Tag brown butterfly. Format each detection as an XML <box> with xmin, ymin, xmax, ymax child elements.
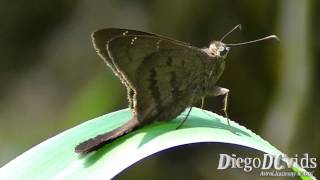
<box><xmin>75</xmin><ymin>25</ymin><xmax>278</xmax><ymax>154</ymax></box>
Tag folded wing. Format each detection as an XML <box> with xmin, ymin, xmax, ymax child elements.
<box><xmin>107</xmin><ymin>35</ymin><xmax>214</xmax><ymax>123</ymax></box>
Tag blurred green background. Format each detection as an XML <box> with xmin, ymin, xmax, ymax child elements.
<box><xmin>0</xmin><ymin>0</ymin><xmax>319</xmax><ymax>179</ymax></box>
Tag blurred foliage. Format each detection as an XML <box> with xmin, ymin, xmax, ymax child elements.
<box><xmin>0</xmin><ymin>0</ymin><xmax>74</xmax><ymax>93</ymax></box>
<box><xmin>0</xmin><ymin>0</ymin><xmax>319</xmax><ymax>179</ymax></box>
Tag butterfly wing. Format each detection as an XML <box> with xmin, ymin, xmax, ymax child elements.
<box><xmin>107</xmin><ymin>35</ymin><xmax>215</xmax><ymax>123</ymax></box>
<box><xmin>92</xmin><ymin>28</ymin><xmax>189</xmax><ymax>75</ymax></box>
<box><xmin>93</xmin><ymin>29</ymin><xmax>156</xmax><ymax>73</ymax></box>
<box><xmin>92</xmin><ymin>29</ymin><xmax>190</xmax><ymax>109</ymax></box>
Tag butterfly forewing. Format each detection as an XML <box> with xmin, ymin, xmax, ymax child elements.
<box><xmin>92</xmin><ymin>29</ymin><xmax>191</xmax><ymax>110</ymax></box>
<box><xmin>107</xmin><ymin>35</ymin><xmax>213</xmax><ymax>123</ymax></box>
<box><xmin>92</xmin><ymin>28</ymin><xmax>160</xmax><ymax>70</ymax></box>
<box><xmin>92</xmin><ymin>28</ymin><xmax>189</xmax><ymax>72</ymax></box>
<box><xmin>92</xmin><ymin>29</ymin><xmax>158</xmax><ymax>86</ymax></box>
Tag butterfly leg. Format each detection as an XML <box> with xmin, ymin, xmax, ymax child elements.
<box><xmin>176</xmin><ymin>95</ymin><xmax>195</xmax><ymax>129</ymax></box>
<box><xmin>176</xmin><ymin>106</ymin><xmax>193</xmax><ymax>129</ymax></box>
<box><xmin>212</xmin><ymin>86</ymin><xmax>234</xmax><ymax>132</ymax></box>
<box><xmin>200</xmin><ymin>96</ymin><xmax>205</xmax><ymax>109</ymax></box>
<box><xmin>200</xmin><ymin>96</ymin><xmax>215</xmax><ymax>118</ymax></box>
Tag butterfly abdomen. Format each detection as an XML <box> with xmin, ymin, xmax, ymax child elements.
<box><xmin>75</xmin><ymin>117</ymin><xmax>140</xmax><ymax>154</ymax></box>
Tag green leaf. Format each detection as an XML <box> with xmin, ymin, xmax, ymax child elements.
<box><xmin>0</xmin><ymin>108</ymin><xmax>315</xmax><ymax>179</ymax></box>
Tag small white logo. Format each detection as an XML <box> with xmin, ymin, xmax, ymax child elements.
<box><xmin>217</xmin><ymin>153</ymin><xmax>317</xmax><ymax>175</ymax></box>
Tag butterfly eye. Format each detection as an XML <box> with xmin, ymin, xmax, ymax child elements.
<box><xmin>219</xmin><ymin>46</ymin><xmax>229</xmax><ymax>57</ymax></box>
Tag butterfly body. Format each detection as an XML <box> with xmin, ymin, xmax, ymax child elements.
<box><xmin>75</xmin><ymin>28</ymin><xmax>230</xmax><ymax>154</ymax></box>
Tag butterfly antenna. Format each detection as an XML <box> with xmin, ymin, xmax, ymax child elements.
<box><xmin>220</xmin><ymin>24</ymin><xmax>242</xmax><ymax>42</ymax></box>
<box><xmin>226</xmin><ymin>35</ymin><xmax>279</xmax><ymax>46</ymax></box>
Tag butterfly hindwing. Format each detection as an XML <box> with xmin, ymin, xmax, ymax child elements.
<box><xmin>107</xmin><ymin>35</ymin><xmax>214</xmax><ymax>123</ymax></box>
<box><xmin>135</xmin><ymin>49</ymin><xmax>205</xmax><ymax>122</ymax></box>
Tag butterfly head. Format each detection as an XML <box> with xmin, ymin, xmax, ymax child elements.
<box><xmin>206</xmin><ymin>24</ymin><xmax>279</xmax><ymax>59</ymax></box>
<box><xmin>208</xmin><ymin>41</ymin><xmax>230</xmax><ymax>58</ymax></box>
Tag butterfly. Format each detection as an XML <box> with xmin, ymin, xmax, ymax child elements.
<box><xmin>75</xmin><ymin>25</ymin><xmax>278</xmax><ymax>154</ymax></box>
